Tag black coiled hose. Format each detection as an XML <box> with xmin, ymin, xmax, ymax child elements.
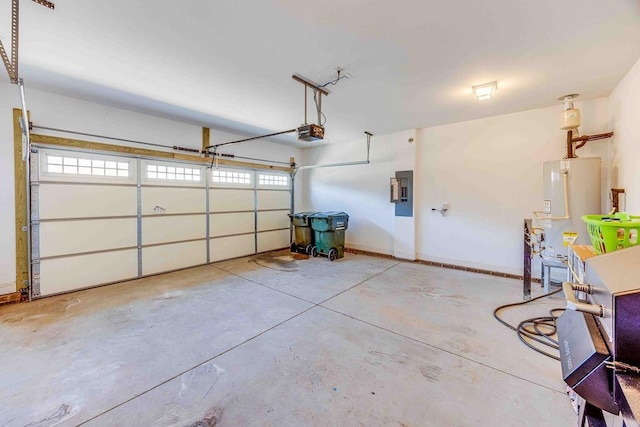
<box><xmin>493</xmin><ymin>288</ymin><xmax>565</xmax><ymax>360</ymax></box>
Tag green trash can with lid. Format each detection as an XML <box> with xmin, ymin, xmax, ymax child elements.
<box><xmin>309</xmin><ymin>211</ymin><xmax>349</xmax><ymax>261</ymax></box>
<box><xmin>288</xmin><ymin>212</ymin><xmax>318</xmax><ymax>254</ymax></box>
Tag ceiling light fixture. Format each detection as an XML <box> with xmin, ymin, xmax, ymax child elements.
<box><xmin>472</xmin><ymin>81</ymin><xmax>498</xmax><ymax>101</ymax></box>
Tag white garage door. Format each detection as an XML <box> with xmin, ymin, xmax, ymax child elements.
<box><xmin>30</xmin><ymin>146</ymin><xmax>291</xmax><ymax>297</ymax></box>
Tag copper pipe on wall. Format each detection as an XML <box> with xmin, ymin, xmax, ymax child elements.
<box><xmin>611</xmin><ymin>188</ymin><xmax>626</xmax><ymax>213</ymax></box>
<box><xmin>565</xmin><ymin>131</ymin><xmax>613</xmax><ymax>159</ymax></box>
<box><xmin>566</xmin><ymin>130</ymin><xmax>574</xmax><ymax>158</ymax></box>
<box><xmin>574</xmin><ymin>132</ymin><xmax>614</xmax><ymax>150</ymax></box>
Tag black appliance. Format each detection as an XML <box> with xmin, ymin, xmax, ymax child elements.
<box><xmin>558</xmin><ymin>245</ymin><xmax>640</xmax><ymax>422</ymax></box>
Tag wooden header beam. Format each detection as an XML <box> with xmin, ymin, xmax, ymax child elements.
<box><xmin>29</xmin><ymin>133</ymin><xmax>293</xmax><ymax>173</ymax></box>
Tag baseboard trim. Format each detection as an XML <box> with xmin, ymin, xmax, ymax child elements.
<box><xmin>345</xmin><ymin>247</ymin><xmax>540</xmax><ymax>283</ymax></box>
<box><xmin>0</xmin><ymin>292</ymin><xmax>23</xmax><ymax>306</ymax></box>
<box><xmin>345</xmin><ymin>247</ymin><xmax>396</xmax><ymax>260</ymax></box>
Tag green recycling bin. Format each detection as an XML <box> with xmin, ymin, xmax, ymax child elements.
<box><xmin>309</xmin><ymin>211</ymin><xmax>349</xmax><ymax>261</ymax></box>
<box><xmin>288</xmin><ymin>212</ymin><xmax>318</xmax><ymax>254</ymax></box>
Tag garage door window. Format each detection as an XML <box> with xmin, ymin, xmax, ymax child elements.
<box><xmin>146</xmin><ymin>164</ymin><xmax>201</xmax><ymax>182</ymax></box>
<box><xmin>46</xmin><ymin>154</ymin><xmax>130</xmax><ymax>178</ymax></box>
<box><xmin>258</xmin><ymin>173</ymin><xmax>289</xmax><ymax>187</ymax></box>
<box><xmin>211</xmin><ymin>169</ymin><xmax>252</xmax><ymax>185</ymax></box>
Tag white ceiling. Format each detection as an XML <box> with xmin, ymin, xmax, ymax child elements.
<box><xmin>3</xmin><ymin>0</ymin><xmax>640</xmax><ymax>146</ymax></box>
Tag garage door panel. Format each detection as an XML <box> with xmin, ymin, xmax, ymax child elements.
<box><xmin>39</xmin><ymin>249</ymin><xmax>138</xmax><ymax>296</ymax></box>
<box><xmin>34</xmin><ymin>148</ymin><xmax>294</xmax><ymax>296</ymax></box>
<box><xmin>257</xmin><ymin>210</ymin><xmax>289</xmax><ymax>231</ymax></box>
<box><xmin>141</xmin><ymin>187</ymin><xmax>205</xmax><ymax>215</ymax></box>
<box><xmin>257</xmin><ymin>190</ymin><xmax>290</xmax><ymax>210</ymax></box>
<box><xmin>142</xmin><ymin>215</ymin><xmax>206</xmax><ymax>245</ymax></box>
<box><xmin>39</xmin><ymin>184</ymin><xmax>137</xmax><ymax>219</ymax></box>
<box><xmin>257</xmin><ymin>230</ymin><xmax>289</xmax><ymax>253</ymax></box>
<box><xmin>210</xmin><ymin>235</ymin><xmax>254</xmax><ymax>262</ymax></box>
<box><xmin>210</xmin><ymin>189</ymin><xmax>254</xmax><ymax>212</ymax></box>
<box><xmin>209</xmin><ymin>212</ymin><xmax>254</xmax><ymax>237</ymax></box>
<box><xmin>40</xmin><ymin>218</ymin><xmax>137</xmax><ymax>258</ymax></box>
<box><xmin>142</xmin><ymin>241</ymin><xmax>207</xmax><ymax>276</ymax></box>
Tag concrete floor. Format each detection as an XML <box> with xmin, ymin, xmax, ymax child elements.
<box><xmin>0</xmin><ymin>251</ymin><xmax>576</xmax><ymax>426</ymax></box>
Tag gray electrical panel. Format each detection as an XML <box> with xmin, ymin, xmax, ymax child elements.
<box><xmin>394</xmin><ymin>170</ymin><xmax>413</xmax><ymax>217</ymax></box>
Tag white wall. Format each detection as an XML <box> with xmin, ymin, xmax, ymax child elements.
<box><xmin>417</xmin><ymin>99</ymin><xmax>609</xmax><ymax>275</ymax></box>
<box><xmin>300</xmin><ymin>133</ymin><xmax>396</xmax><ymax>255</ymax></box>
<box><xmin>303</xmin><ymin>98</ymin><xmax>611</xmax><ymax>275</ymax></box>
<box><xmin>0</xmin><ymin>82</ymin><xmax>302</xmax><ymax>294</ymax></box>
<box><xmin>609</xmin><ymin>56</ymin><xmax>640</xmax><ymax>212</ymax></box>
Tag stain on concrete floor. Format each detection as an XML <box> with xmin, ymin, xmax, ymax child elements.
<box><xmin>152</xmin><ymin>363</ymin><xmax>231</xmax><ymax>427</ymax></box>
<box><xmin>189</xmin><ymin>406</ymin><xmax>223</xmax><ymax>426</ymax></box>
<box><xmin>251</xmin><ymin>254</ymin><xmax>299</xmax><ymax>271</ymax></box>
<box><xmin>24</xmin><ymin>404</ymin><xmax>72</xmax><ymax>427</ymax></box>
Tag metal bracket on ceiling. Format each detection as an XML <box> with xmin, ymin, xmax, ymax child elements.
<box><xmin>0</xmin><ymin>0</ymin><xmax>20</xmax><ymax>83</ymax></box>
<box><xmin>292</xmin><ymin>74</ymin><xmax>330</xmax><ymax>126</ymax></box>
<box><xmin>32</xmin><ymin>0</ymin><xmax>54</xmax><ymax>9</ymax></box>
<box><xmin>0</xmin><ymin>0</ymin><xmax>55</xmax><ymax>84</ymax></box>
<box><xmin>292</xmin><ymin>74</ymin><xmax>330</xmax><ymax>96</ymax></box>
<box><xmin>0</xmin><ymin>40</ymin><xmax>14</xmax><ymax>82</ymax></box>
